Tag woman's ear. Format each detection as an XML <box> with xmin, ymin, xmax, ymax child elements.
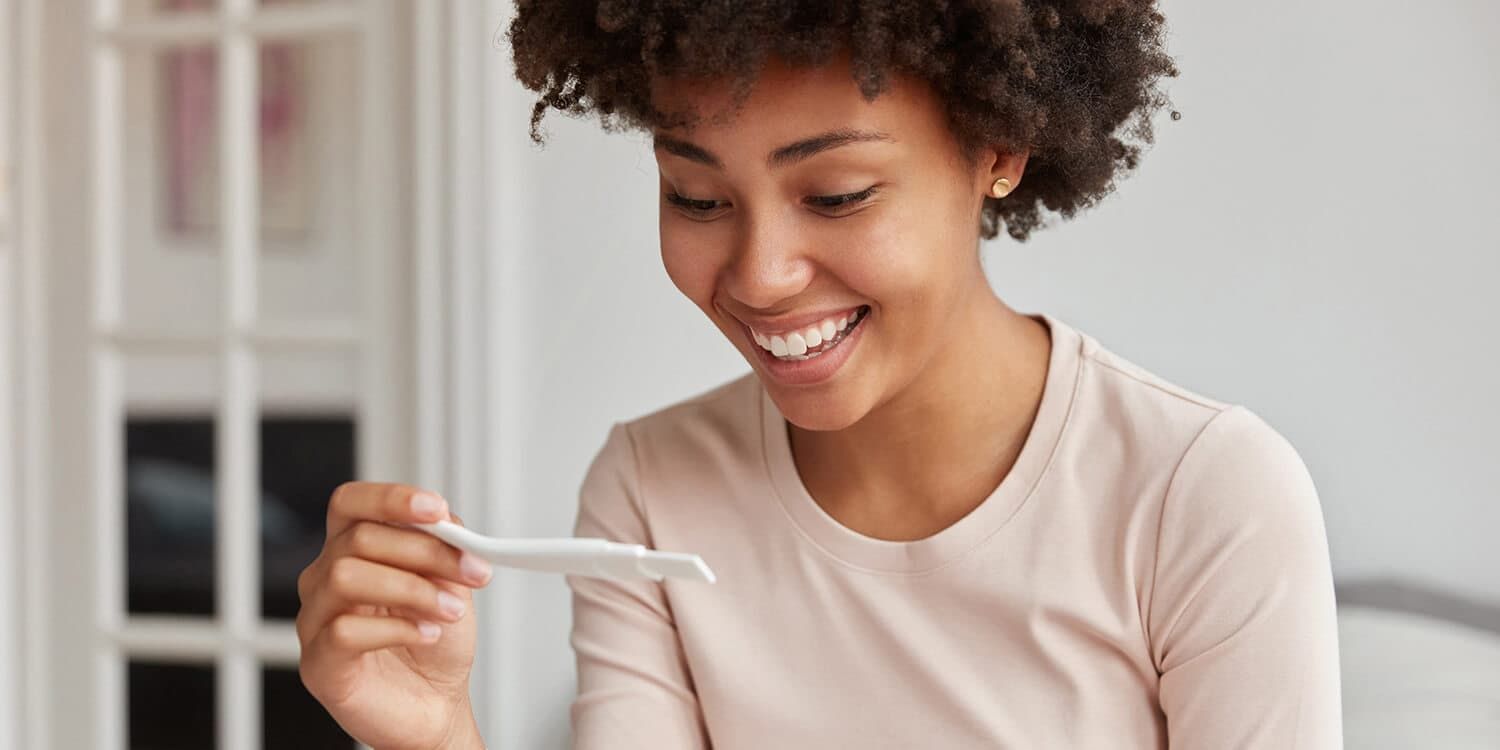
<box><xmin>985</xmin><ymin>146</ymin><xmax>1031</xmax><ymax>192</ymax></box>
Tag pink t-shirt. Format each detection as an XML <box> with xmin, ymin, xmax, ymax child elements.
<box><xmin>567</xmin><ymin>313</ymin><xmax>1343</xmax><ymax>749</ymax></box>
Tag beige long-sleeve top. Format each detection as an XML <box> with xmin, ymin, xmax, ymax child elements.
<box><xmin>567</xmin><ymin>313</ymin><xmax>1343</xmax><ymax>749</ymax></box>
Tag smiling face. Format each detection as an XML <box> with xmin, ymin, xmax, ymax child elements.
<box><xmin>653</xmin><ymin>53</ymin><xmax>1026</xmax><ymax>432</ymax></box>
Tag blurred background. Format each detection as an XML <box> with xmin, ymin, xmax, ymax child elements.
<box><xmin>1</xmin><ymin>0</ymin><xmax>1495</xmax><ymax>749</ymax></box>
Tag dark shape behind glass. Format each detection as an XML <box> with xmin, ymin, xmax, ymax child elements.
<box><xmin>260</xmin><ymin>416</ymin><xmax>355</xmax><ymax>620</ymax></box>
<box><xmin>125</xmin><ymin>415</ymin><xmax>355</xmax><ymax>619</ymax></box>
<box><xmin>129</xmin><ymin>662</ymin><xmax>215</xmax><ymax>750</ymax></box>
<box><xmin>264</xmin><ymin>667</ymin><xmax>355</xmax><ymax>749</ymax></box>
<box><xmin>126</xmin><ymin>418</ymin><xmax>217</xmax><ymax>616</ymax></box>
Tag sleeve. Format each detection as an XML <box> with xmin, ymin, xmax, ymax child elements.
<box><xmin>567</xmin><ymin>422</ymin><xmax>709</xmax><ymax>750</ymax></box>
<box><xmin>1148</xmin><ymin>406</ymin><xmax>1343</xmax><ymax>749</ymax></box>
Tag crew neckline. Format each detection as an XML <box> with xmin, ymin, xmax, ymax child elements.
<box><xmin>759</xmin><ymin>312</ymin><xmax>1084</xmax><ymax>574</ymax></box>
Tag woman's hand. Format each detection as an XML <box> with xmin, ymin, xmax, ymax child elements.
<box><xmin>297</xmin><ymin>482</ymin><xmax>492</xmax><ymax>750</ymax></box>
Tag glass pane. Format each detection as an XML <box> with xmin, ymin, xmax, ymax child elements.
<box><xmin>263</xmin><ymin>668</ymin><xmax>355</xmax><ymax>749</ymax></box>
<box><xmin>124</xmin><ymin>0</ymin><xmax>216</xmax><ymax>17</ymax></box>
<box><xmin>259</xmin><ymin>349</ymin><xmax>358</xmax><ymax>620</ymax></box>
<box><xmin>129</xmin><ymin>662</ymin><xmax>216</xmax><ymax>750</ymax></box>
<box><xmin>257</xmin><ymin>37</ymin><xmax>360</xmax><ymax>326</ymax></box>
<box><xmin>125</xmin><ymin>354</ymin><xmax>217</xmax><ymax>617</ymax></box>
<box><xmin>122</xmin><ymin>44</ymin><xmax>222</xmax><ymax>334</ymax></box>
<box><xmin>127</xmin><ymin>418</ymin><xmax>216</xmax><ymax>617</ymax></box>
<box><xmin>260</xmin><ymin>416</ymin><xmax>355</xmax><ymax>620</ymax></box>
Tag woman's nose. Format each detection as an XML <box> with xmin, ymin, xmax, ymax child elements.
<box><xmin>719</xmin><ymin>214</ymin><xmax>814</xmax><ymax>310</ymax></box>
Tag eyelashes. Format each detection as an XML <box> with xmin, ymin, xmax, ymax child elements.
<box><xmin>664</xmin><ymin>186</ymin><xmax>879</xmax><ymax>217</ymax></box>
<box><xmin>663</xmin><ymin>192</ymin><xmax>720</xmax><ymax>212</ymax></box>
<box><xmin>807</xmin><ymin>185</ymin><xmax>878</xmax><ymax>208</ymax></box>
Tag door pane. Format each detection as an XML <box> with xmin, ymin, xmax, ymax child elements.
<box><xmin>129</xmin><ymin>662</ymin><xmax>216</xmax><ymax>750</ymax></box>
<box><xmin>259</xmin><ymin>349</ymin><xmax>358</xmax><ymax>620</ymax></box>
<box><xmin>122</xmin><ymin>44</ymin><xmax>222</xmax><ymax>335</ymax></box>
<box><xmin>127</xmin><ymin>417</ymin><xmax>216</xmax><ymax>617</ymax></box>
<box><xmin>263</xmin><ymin>667</ymin><xmax>355</xmax><ymax>749</ymax></box>
<box><xmin>125</xmin><ymin>354</ymin><xmax>220</xmax><ymax>617</ymax></box>
<box><xmin>256</xmin><ymin>37</ymin><xmax>360</xmax><ymax>326</ymax></box>
<box><xmin>260</xmin><ymin>416</ymin><xmax>355</xmax><ymax>620</ymax></box>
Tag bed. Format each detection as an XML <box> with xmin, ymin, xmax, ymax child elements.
<box><xmin>1336</xmin><ymin>579</ymin><xmax>1500</xmax><ymax>749</ymax></box>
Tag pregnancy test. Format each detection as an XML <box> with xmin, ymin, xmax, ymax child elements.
<box><xmin>413</xmin><ymin>520</ymin><xmax>716</xmax><ymax>583</ymax></box>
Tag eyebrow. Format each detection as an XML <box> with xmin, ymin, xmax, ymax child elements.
<box><xmin>652</xmin><ymin>128</ymin><xmax>895</xmax><ymax>170</ymax></box>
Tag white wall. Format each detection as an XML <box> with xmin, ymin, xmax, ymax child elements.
<box><xmin>485</xmin><ymin>0</ymin><xmax>1500</xmax><ymax>746</ymax></box>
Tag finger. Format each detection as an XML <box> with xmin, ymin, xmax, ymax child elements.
<box><xmin>420</xmin><ymin>512</ymin><xmax>491</xmax><ymax>601</ymax></box>
<box><xmin>326</xmin><ymin>482</ymin><xmax>449</xmax><ymax>540</ymax></box>
<box><xmin>300</xmin><ymin>556</ymin><xmax>469</xmax><ymax>641</ymax></box>
<box><xmin>331</xmin><ymin>521</ymin><xmax>493</xmax><ymax>588</ymax></box>
<box><xmin>304</xmin><ymin>614</ymin><xmax>442</xmax><ymax>668</ymax></box>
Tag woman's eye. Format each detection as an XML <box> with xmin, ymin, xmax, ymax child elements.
<box><xmin>664</xmin><ymin>192</ymin><xmax>723</xmax><ymax>216</ymax></box>
<box><xmin>665</xmin><ymin>185</ymin><xmax>879</xmax><ymax>218</ymax></box>
<box><xmin>807</xmin><ymin>186</ymin><xmax>878</xmax><ymax>212</ymax></box>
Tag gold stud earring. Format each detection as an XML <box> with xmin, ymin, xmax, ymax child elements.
<box><xmin>990</xmin><ymin>177</ymin><xmax>1013</xmax><ymax>199</ymax></box>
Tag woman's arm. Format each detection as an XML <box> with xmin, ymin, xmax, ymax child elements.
<box><xmin>1148</xmin><ymin>406</ymin><xmax>1343</xmax><ymax>748</ymax></box>
<box><xmin>567</xmin><ymin>423</ymin><xmax>710</xmax><ymax>749</ymax></box>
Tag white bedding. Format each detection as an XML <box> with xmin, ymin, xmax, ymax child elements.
<box><xmin>1339</xmin><ymin>605</ymin><xmax>1500</xmax><ymax>749</ymax></box>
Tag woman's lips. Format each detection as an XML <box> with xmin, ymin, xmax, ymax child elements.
<box><xmin>745</xmin><ymin>306</ymin><xmax>870</xmax><ymax>386</ymax></box>
<box><xmin>747</xmin><ymin>306</ymin><xmax>867</xmax><ymax>358</ymax></box>
<box><xmin>739</xmin><ymin>305</ymin><xmax>866</xmax><ymax>340</ymax></box>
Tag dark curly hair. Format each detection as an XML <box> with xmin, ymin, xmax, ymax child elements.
<box><xmin>506</xmin><ymin>0</ymin><xmax>1179</xmax><ymax>241</ymax></box>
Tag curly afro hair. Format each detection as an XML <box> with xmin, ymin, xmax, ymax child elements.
<box><xmin>506</xmin><ymin>1</ymin><xmax>1179</xmax><ymax>242</ymax></box>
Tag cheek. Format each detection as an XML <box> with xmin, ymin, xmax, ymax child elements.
<box><xmin>659</xmin><ymin>225</ymin><xmax>721</xmax><ymax>309</ymax></box>
<box><xmin>822</xmin><ymin>211</ymin><xmax>939</xmax><ymax>310</ymax></box>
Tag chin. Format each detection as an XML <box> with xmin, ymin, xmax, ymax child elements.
<box><xmin>761</xmin><ymin>382</ymin><xmax>873</xmax><ymax>433</ymax></box>
<box><xmin>732</xmin><ymin>304</ymin><xmax>882</xmax><ymax>431</ymax></box>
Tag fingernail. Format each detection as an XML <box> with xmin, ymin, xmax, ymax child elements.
<box><xmin>417</xmin><ymin>621</ymin><xmax>442</xmax><ymax>642</ymax></box>
<box><xmin>460</xmin><ymin>552</ymin><xmax>493</xmax><ymax>585</ymax></box>
<box><xmin>411</xmin><ymin>492</ymin><xmax>445</xmax><ymax>519</ymax></box>
<box><xmin>437</xmin><ymin>591</ymin><xmax>466</xmax><ymax>620</ymax></box>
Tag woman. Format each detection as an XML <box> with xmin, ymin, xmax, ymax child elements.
<box><xmin>297</xmin><ymin>2</ymin><xmax>1343</xmax><ymax>748</ymax></box>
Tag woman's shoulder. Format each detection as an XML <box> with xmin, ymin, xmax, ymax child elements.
<box><xmin>1065</xmin><ymin>321</ymin><xmax>1318</xmax><ymax>521</ymax></box>
<box><xmin>1062</xmin><ymin>319</ymin><xmax>1309</xmax><ymax>487</ymax></box>
<box><xmin>1072</xmin><ymin>325</ymin><xmax>1231</xmax><ymax>416</ymax></box>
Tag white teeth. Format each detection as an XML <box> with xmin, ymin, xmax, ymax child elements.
<box><xmin>750</xmin><ymin>307</ymin><xmax>865</xmax><ymax>360</ymax></box>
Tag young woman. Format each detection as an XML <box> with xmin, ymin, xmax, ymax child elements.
<box><xmin>297</xmin><ymin>2</ymin><xmax>1343</xmax><ymax>748</ymax></box>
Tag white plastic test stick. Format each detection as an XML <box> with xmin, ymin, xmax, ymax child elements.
<box><xmin>413</xmin><ymin>520</ymin><xmax>716</xmax><ymax>583</ymax></box>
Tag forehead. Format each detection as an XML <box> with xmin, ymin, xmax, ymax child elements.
<box><xmin>650</xmin><ymin>53</ymin><xmax>952</xmax><ymax>157</ymax></box>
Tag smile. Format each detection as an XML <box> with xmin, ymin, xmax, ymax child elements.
<box><xmin>747</xmin><ymin>306</ymin><xmax>870</xmax><ymax>362</ymax></box>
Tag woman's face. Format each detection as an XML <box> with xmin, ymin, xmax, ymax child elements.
<box><xmin>652</xmin><ymin>55</ymin><xmax>1020</xmax><ymax>431</ymax></box>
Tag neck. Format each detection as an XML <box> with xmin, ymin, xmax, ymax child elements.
<box><xmin>788</xmin><ymin>283</ymin><xmax>1051</xmax><ymax>541</ymax></box>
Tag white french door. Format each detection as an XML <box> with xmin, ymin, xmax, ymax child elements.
<box><xmin>0</xmin><ymin>0</ymin><xmax>23</xmax><ymax>746</ymax></box>
<box><xmin>32</xmin><ymin>1</ymin><xmax>413</xmax><ymax>748</ymax></box>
